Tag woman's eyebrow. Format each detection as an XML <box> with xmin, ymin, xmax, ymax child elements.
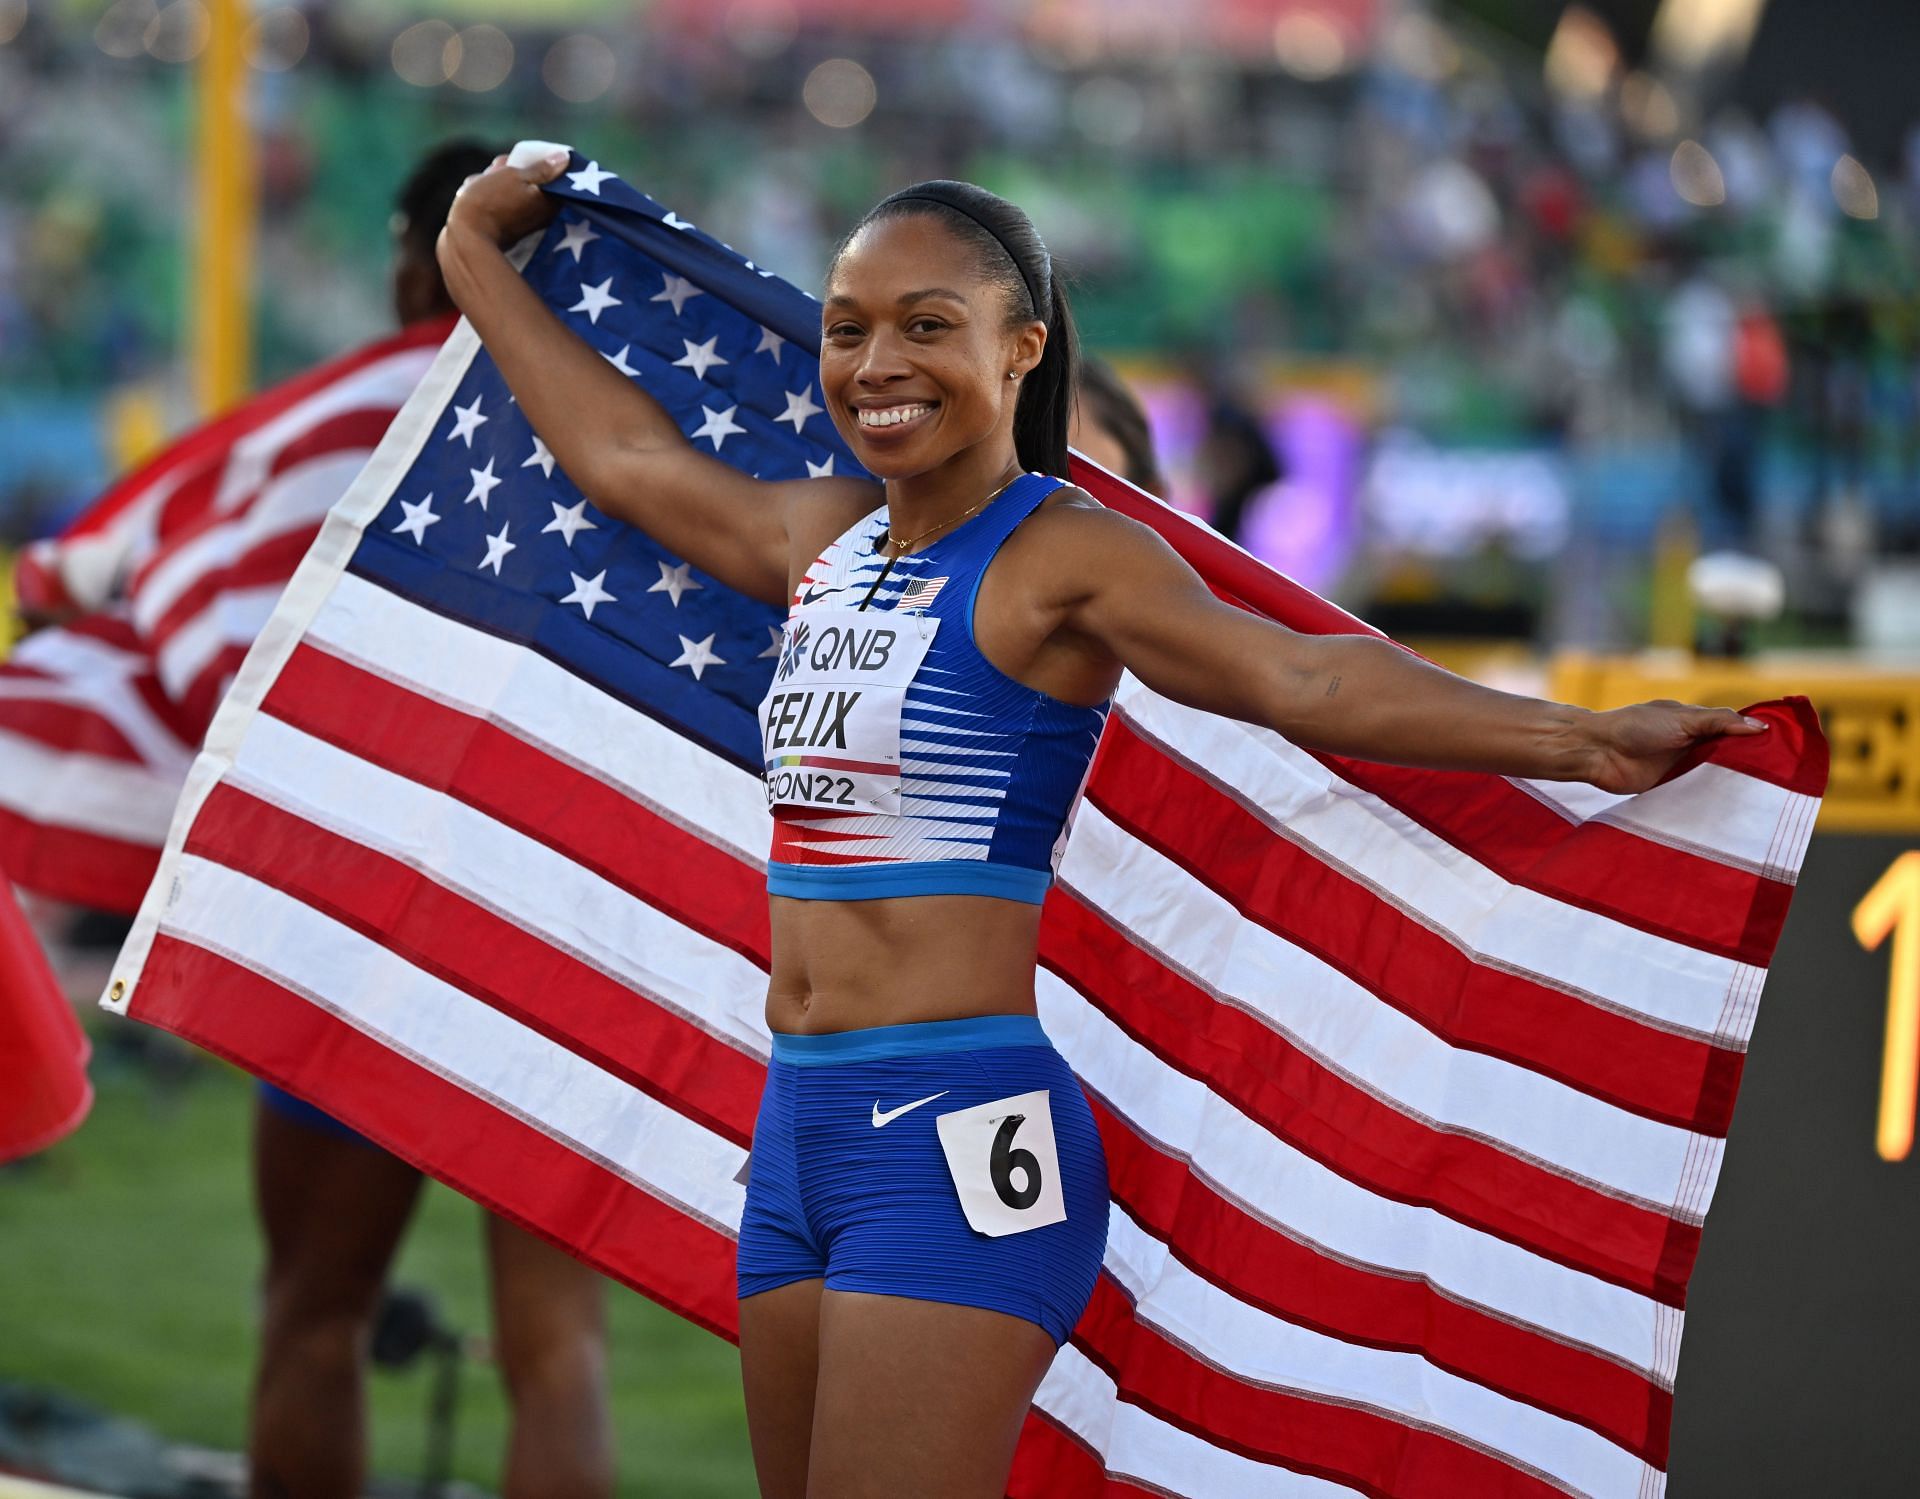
<box><xmin>822</xmin><ymin>288</ymin><xmax>968</xmax><ymax>311</ymax></box>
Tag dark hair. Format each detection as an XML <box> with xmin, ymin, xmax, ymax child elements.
<box><xmin>839</xmin><ymin>180</ymin><xmax>1079</xmax><ymax>480</ymax></box>
<box><xmin>1076</xmin><ymin>357</ymin><xmax>1164</xmax><ymax>495</ymax></box>
<box><xmin>392</xmin><ymin>138</ymin><xmax>506</xmax><ymax>260</ymax></box>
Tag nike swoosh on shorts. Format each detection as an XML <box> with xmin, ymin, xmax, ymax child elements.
<box><xmin>871</xmin><ymin>1091</ymin><xmax>949</xmax><ymax>1128</ymax></box>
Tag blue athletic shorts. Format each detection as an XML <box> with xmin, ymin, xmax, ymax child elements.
<box><xmin>257</xmin><ymin>1080</ymin><xmax>374</xmax><ymax>1147</ymax></box>
<box><xmin>736</xmin><ymin>1014</ymin><xmax>1108</xmax><ymax>1345</ymax></box>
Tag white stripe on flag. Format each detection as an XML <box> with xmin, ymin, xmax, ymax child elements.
<box><xmin>1061</xmin><ymin>803</ymin><xmax>1718</xmax><ymax>1211</ymax></box>
<box><xmin>1033</xmin><ymin>1344</ymin><xmax>1367</xmax><ymax>1499</ymax></box>
<box><xmin>0</xmin><ymin>729</ymin><xmax>183</xmax><ymax>843</ymax></box>
<box><xmin>1118</xmin><ymin>683</ymin><xmax>1763</xmax><ymax>1043</ymax></box>
<box><xmin>1037</xmin><ymin>972</ymin><xmax>1676</xmax><ymax>1382</ymax></box>
<box><xmin>134</xmin><ymin>450</ymin><xmax>373</xmax><ymax>630</ymax></box>
<box><xmin>1517</xmin><ymin>769</ymin><xmax>1817</xmax><ymax>882</ymax></box>
<box><xmin>1104</xmin><ymin>1208</ymin><xmax>1654</xmax><ymax>1499</ymax></box>
<box><xmin>161</xmin><ymin>854</ymin><xmax>748</xmax><ymax>1230</ymax></box>
<box><xmin>301</xmin><ymin>574</ymin><xmax>773</xmax><ymax>860</ymax></box>
<box><xmin>225</xmin><ymin>712</ymin><xmax>773</xmax><ymax>1057</ymax></box>
<box><xmin>206</xmin><ymin>349</ymin><xmax>436</xmax><ymax>517</ymax></box>
<box><xmin>155</xmin><ymin>587</ymin><xmax>284</xmax><ymax>704</ymax></box>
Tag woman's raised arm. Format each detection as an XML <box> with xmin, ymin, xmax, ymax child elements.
<box><xmin>1048</xmin><ymin>506</ymin><xmax>1765</xmax><ymax>794</ymax></box>
<box><xmin>437</xmin><ymin>155</ymin><xmax>867</xmax><ymax>605</ymax></box>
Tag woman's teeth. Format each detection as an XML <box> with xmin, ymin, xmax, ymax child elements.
<box><xmin>857</xmin><ymin>404</ymin><xmax>933</xmax><ymax>428</ymax></box>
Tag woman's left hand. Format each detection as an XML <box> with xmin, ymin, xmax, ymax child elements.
<box><xmin>1579</xmin><ymin>701</ymin><xmax>1768</xmax><ymax>794</ymax></box>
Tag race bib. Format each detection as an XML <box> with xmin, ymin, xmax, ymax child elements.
<box><xmin>935</xmin><ymin>1090</ymin><xmax>1067</xmax><ymax>1238</ymax></box>
<box><xmin>760</xmin><ymin>606</ymin><xmax>938</xmax><ymax>816</ymax></box>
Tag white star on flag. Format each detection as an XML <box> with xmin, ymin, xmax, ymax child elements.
<box><xmin>805</xmin><ymin>455</ymin><xmax>836</xmax><ymax>479</ymax></box>
<box><xmin>391</xmin><ymin>494</ymin><xmax>440</xmax><ymax>543</ymax></box>
<box><xmin>777</xmin><ymin>384</ymin><xmax>823</xmax><ymax>433</ymax></box>
<box><xmin>690</xmin><ymin>405</ymin><xmax>745</xmax><ymax>451</ymax></box>
<box><xmin>756</xmin><ymin>326</ymin><xmax>786</xmax><ymax>363</ymax></box>
<box><xmin>560</xmin><ymin>569</ymin><xmax>616</xmax><ymax>620</ymax></box>
<box><xmin>570</xmin><ymin>278</ymin><xmax>621</xmax><ymax>325</ymax></box>
<box><xmin>479</xmin><ymin>522</ymin><xmax>516</xmax><ymax>576</ymax></box>
<box><xmin>463</xmin><ymin>458</ymin><xmax>501</xmax><ymax>510</ymax></box>
<box><xmin>523</xmin><ymin>436</ymin><xmax>555</xmax><ymax>478</ymax></box>
<box><xmin>554</xmin><ymin>218</ymin><xmax>600</xmax><ymax>262</ymax></box>
<box><xmin>647</xmin><ymin>560</ymin><xmax>703</xmax><ymax>607</ymax></box>
<box><xmin>651</xmin><ymin>275</ymin><xmax>702</xmax><ymax>317</ymax></box>
<box><xmin>566</xmin><ymin>160</ymin><xmax>616</xmax><ymax>195</ymax></box>
<box><xmin>672</xmin><ymin>336</ymin><xmax>729</xmax><ymax>383</ymax></box>
<box><xmin>602</xmin><ymin>344</ymin><xmax>640</xmax><ymax>378</ymax></box>
<box><xmin>542</xmin><ymin>500</ymin><xmax>598</xmax><ymax>546</ymax></box>
<box><xmin>662</xmin><ymin>211</ymin><xmax>695</xmax><ymax>230</ymax></box>
<box><xmin>669</xmin><ymin>633</ymin><xmax>725</xmax><ymax>680</ymax></box>
<box><xmin>447</xmin><ymin>396</ymin><xmax>487</xmax><ymax>447</ymax></box>
<box><xmin>759</xmin><ymin>625</ymin><xmax>783</xmax><ymax>659</ymax></box>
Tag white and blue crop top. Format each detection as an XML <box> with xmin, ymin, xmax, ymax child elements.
<box><xmin>758</xmin><ymin>473</ymin><xmax>1109</xmax><ymax>905</ymax></box>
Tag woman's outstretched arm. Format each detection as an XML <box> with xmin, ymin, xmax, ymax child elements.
<box><xmin>1049</xmin><ymin>507</ymin><xmax>1764</xmax><ymax>793</ymax></box>
<box><xmin>438</xmin><ymin>155</ymin><xmax>869</xmax><ymax>605</ymax></box>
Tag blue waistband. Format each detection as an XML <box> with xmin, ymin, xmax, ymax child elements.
<box><xmin>770</xmin><ymin>1013</ymin><xmax>1049</xmax><ymax>1065</ymax></box>
<box><xmin>767</xmin><ymin>859</ymin><xmax>1051</xmax><ymax>905</ymax></box>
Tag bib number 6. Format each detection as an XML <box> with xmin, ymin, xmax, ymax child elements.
<box><xmin>936</xmin><ymin>1090</ymin><xmax>1067</xmax><ymax>1237</ymax></box>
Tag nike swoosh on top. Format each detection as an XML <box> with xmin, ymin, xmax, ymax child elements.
<box><xmin>871</xmin><ymin>1091</ymin><xmax>949</xmax><ymax>1128</ymax></box>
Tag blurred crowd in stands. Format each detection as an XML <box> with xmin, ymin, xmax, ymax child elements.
<box><xmin>4</xmin><ymin>1</ymin><xmax>1919</xmax><ymax>645</ymax></box>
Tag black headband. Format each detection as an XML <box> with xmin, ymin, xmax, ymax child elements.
<box><xmin>888</xmin><ymin>190</ymin><xmax>1048</xmax><ymax>322</ymax></box>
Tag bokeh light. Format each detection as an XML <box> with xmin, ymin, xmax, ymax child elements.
<box><xmin>245</xmin><ymin>7</ymin><xmax>308</xmax><ymax>72</ymax></box>
<box><xmin>1832</xmin><ymin>154</ymin><xmax>1879</xmax><ymax>219</ymax></box>
<box><xmin>449</xmin><ymin>24</ymin><xmax>513</xmax><ymax>92</ymax></box>
<box><xmin>144</xmin><ymin>0</ymin><xmax>208</xmax><ymax>64</ymax></box>
<box><xmin>802</xmin><ymin>58</ymin><xmax>876</xmax><ymax>129</ymax></box>
<box><xmin>1670</xmin><ymin>139</ymin><xmax>1726</xmax><ymax>207</ymax></box>
<box><xmin>93</xmin><ymin>0</ymin><xmax>156</xmax><ymax>59</ymax></box>
<box><xmin>543</xmin><ymin>34</ymin><xmax>617</xmax><ymax>104</ymax></box>
<box><xmin>392</xmin><ymin>19</ymin><xmax>457</xmax><ymax>88</ymax></box>
<box><xmin>1272</xmin><ymin>12</ymin><xmax>1348</xmax><ymax>81</ymax></box>
<box><xmin>1620</xmin><ymin>71</ymin><xmax>1680</xmax><ymax>139</ymax></box>
<box><xmin>0</xmin><ymin>0</ymin><xmax>28</xmax><ymax>47</ymax></box>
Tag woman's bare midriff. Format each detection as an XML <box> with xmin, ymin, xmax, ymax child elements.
<box><xmin>765</xmin><ymin>892</ymin><xmax>1045</xmax><ymax>1034</ymax></box>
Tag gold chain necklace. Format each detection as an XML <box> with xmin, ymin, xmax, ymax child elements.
<box><xmin>885</xmin><ymin>471</ymin><xmax>1022</xmax><ymax>555</ymax></box>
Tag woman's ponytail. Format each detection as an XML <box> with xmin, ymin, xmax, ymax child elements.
<box><xmin>1013</xmin><ymin>276</ymin><xmax>1077</xmax><ymax>480</ymax></box>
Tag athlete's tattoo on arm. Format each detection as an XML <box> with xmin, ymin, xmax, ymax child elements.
<box><xmin>1324</xmin><ymin>674</ymin><xmax>1343</xmax><ymax>699</ymax></box>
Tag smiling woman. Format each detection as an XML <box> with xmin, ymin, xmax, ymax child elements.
<box><xmin>434</xmin><ymin>155</ymin><xmax>1769</xmax><ymax>1499</ymax></box>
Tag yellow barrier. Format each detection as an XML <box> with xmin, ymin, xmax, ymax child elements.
<box><xmin>1550</xmin><ymin>652</ymin><xmax>1920</xmax><ymax>835</ymax></box>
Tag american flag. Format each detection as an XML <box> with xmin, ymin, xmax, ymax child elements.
<box><xmin>102</xmin><ymin>155</ymin><xmax>1828</xmax><ymax>1498</ymax></box>
<box><xmin>896</xmin><ymin>573</ymin><xmax>949</xmax><ymax>611</ymax></box>
<box><xmin>0</xmin><ymin>323</ymin><xmax>448</xmax><ymax>913</ymax></box>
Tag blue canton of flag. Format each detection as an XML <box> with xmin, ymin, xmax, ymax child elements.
<box><xmin>358</xmin><ymin>161</ymin><xmax>869</xmax><ymax>769</ymax></box>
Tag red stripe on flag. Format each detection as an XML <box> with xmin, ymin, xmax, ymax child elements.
<box><xmin>61</xmin><ymin>321</ymin><xmax>450</xmax><ymax>546</ymax></box>
<box><xmin>141</xmin><ymin>524</ymin><xmax>323</xmax><ymax>652</ymax></box>
<box><xmin>1045</xmin><ymin>886</ymin><xmax>1694</xmax><ymax>1303</ymax></box>
<box><xmin>1319</xmin><ymin>754</ymin><xmax>1794</xmax><ymax>966</ymax></box>
<box><xmin>1074</xmin><ymin>1276</ymin><xmax>1577</xmax><ymax>1499</ymax></box>
<box><xmin>1089</xmin><ymin>717</ymin><xmax>1742</xmax><ymax>1139</ymax></box>
<box><xmin>130</xmin><ymin>934</ymin><xmax>743</xmax><ymax>1341</ymax></box>
<box><xmin>0</xmin><ymin>694</ymin><xmax>146</xmax><ymax>762</ymax></box>
<box><xmin>1087</xmin><ymin>1093</ymin><xmax>1672</xmax><ymax>1465</ymax></box>
<box><xmin>0</xmin><ymin>808</ymin><xmax>160</xmax><ymax>914</ymax></box>
<box><xmin>1008</xmin><ymin>1410</ymin><xmax>1155</xmax><ymax>1498</ymax></box>
<box><xmin>258</xmin><ymin>643</ymin><xmax>774</xmax><ymax>970</ymax></box>
<box><xmin>183</xmin><ymin>783</ymin><xmax>766</xmax><ymax>1146</ymax></box>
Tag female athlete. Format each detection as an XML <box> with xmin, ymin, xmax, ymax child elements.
<box><xmin>440</xmin><ymin>156</ymin><xmax>1765</xmax><ymax>1499</ymax></box>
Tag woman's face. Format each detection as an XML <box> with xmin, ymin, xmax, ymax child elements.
<box><xmin>820</xmin><ymin>214</ymin><xmax>1044</xmax><ymax>481</ymax></box>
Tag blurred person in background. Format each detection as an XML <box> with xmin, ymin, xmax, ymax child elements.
<box><xmin>246</xmin><ymin>142</ymin><xmax>615</xmax><ymax>1499</ymax></box>
<box><xmin>1071</xmin><ymin>356</ymin><xmax>1163</xmax><ymax>496</ymax></box>
<box><xmin>1191</xmin><ymin>363</ymin><xmax>1281</xmax><ymax>545</ymax></box>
